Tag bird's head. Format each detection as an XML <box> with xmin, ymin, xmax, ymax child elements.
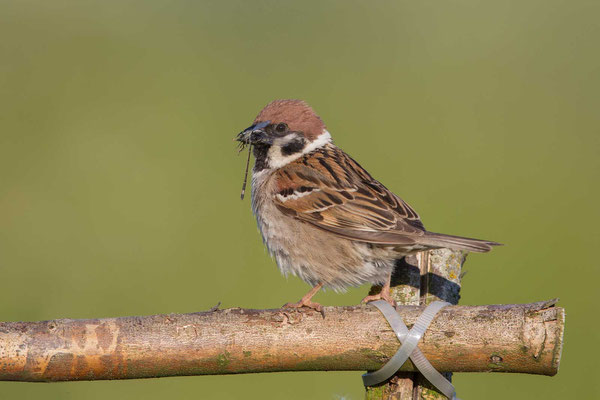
<box><xmin>236</xmin><ymin>99</ymin><xmax>331</xmax><ymax>170</ymax></box>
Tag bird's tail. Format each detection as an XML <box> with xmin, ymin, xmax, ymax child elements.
<box><xmin>419</xmin><ymin>231</ymin><xmax>502</xmax><ymax>253</ymax></box>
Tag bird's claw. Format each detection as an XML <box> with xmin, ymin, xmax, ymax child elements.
<box><xmin>361</xmin><ymin>293</ymin><xmax>398</xmax><ymax>309</ymax></box>
<box><xmin>282</xmin><ymin>300</ymin><xmax>325</xmax><ymax>318</ymax></box>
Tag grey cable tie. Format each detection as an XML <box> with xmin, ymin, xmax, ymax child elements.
<box><xmin>362</xmin><ymin>300</ymin><xmax>459</xmax><ymax>400</ymax></box>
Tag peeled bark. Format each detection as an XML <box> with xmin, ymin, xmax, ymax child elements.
<box><xmin>0</xmin><ymin>300</ymin><xmax>564</xmax><ymax>382</ymax></box>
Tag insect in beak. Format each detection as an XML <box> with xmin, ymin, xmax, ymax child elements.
<box><xmin>239</xmin><ymin>143</ymin><xmax>252</xmax><ymax>200</ymax></box>
<box><xmin>235</xmin><ymin>121</ymin><xmax>270</xmax><ymax>200</ymax></box>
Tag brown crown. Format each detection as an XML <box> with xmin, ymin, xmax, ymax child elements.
<box><xmin>254</xmin><ymin>99</ymin><xmax>327</xmax><ymax>141</ymax></box>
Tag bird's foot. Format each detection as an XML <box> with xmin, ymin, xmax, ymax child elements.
<box><xmin>282</xmin><ymin>299</ymin><xmax>325</xmax><ymax>318</ymax></box>
<box><xmin>361</xmin><ymin>291</ymin><xmax>398</xmax><ymax>309</ymax></box>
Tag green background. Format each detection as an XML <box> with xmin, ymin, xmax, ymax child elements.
<box><xmin>1</xmin><ymin>1</ymin><xmax>598</xmax><ymax>399</ymax></box>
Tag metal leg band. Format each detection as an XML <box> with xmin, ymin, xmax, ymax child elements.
<box><xmin>362</xmin><ymin>300</ymin><xmax>459</xmax><ymax>400</ymax></box>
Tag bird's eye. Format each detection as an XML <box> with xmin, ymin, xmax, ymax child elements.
<box><xmin>276</xmin><ymin>123</ymin><xmax>287</xmax><ymax>133</ymax></box>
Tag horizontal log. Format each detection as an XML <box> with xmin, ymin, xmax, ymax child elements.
<box><xmin>0</xmin><ymin>300</ymin><xmax>564</xmax><ymax>382</ymax></box>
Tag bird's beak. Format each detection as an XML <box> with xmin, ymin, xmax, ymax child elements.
<box><xmin>235</xmin><ymin>120</ymin><xmax>272</xmax><ymax>145</ymax></box>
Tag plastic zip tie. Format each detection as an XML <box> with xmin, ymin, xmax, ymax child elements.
<box><xmin>362</xmin><ymin>300</ymin><xmax>459</xmax><ymax>400</ymax></box>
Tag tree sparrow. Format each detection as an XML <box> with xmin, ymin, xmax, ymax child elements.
<box><xmin>236</xmin><ymin>99</ymin><xmax>499</xmax><ymax>312</ymax></box>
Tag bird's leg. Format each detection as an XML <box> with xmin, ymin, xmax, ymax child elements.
<box><xmin>361</xmin><ymin>273</ymin><xmax>398</xmax><ymax>308</ymax></box>
<box><xmin>283</xmin><ymin>282</ymin><xmax>324</xmax><ymax>315</ymax></box>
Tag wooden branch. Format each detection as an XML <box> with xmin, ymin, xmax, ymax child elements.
<box><xmin>0</xmin><ymin>300</ymin><xmax>564</xmax><ymax>382</ymax></box>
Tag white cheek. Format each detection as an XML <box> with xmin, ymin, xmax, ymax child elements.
<box><xmin>266</xmin><ymin>130</ymin><xmax>332</xmax><ymax>169</ymax></box>
<box><xmin>267</xmin><ymin>146</ymin><xmax>299</xmax><ymax>169</ymax></box>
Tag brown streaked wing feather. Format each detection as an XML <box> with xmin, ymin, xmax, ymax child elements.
<box><xmin>273</xmin><ymin>145</ymin><xmax>426</xmax><ymax>245</ymax></box>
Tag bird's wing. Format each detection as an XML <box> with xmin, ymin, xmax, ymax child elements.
<box><xmin>273</xmin><ymin>145</ymin><xmax>427</xmax><ymax>245</ymax></box>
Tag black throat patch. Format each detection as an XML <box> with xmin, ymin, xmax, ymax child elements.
<box><xmin>252</xmin><ymin>144</ymin><xmax>270</xmax><ymax>172</ymax></box>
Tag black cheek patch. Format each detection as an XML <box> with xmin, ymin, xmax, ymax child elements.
<box><xmin>281</xmin><ymin>138</ymin><xmax>306</xmax><ymax>156</ymax></box>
